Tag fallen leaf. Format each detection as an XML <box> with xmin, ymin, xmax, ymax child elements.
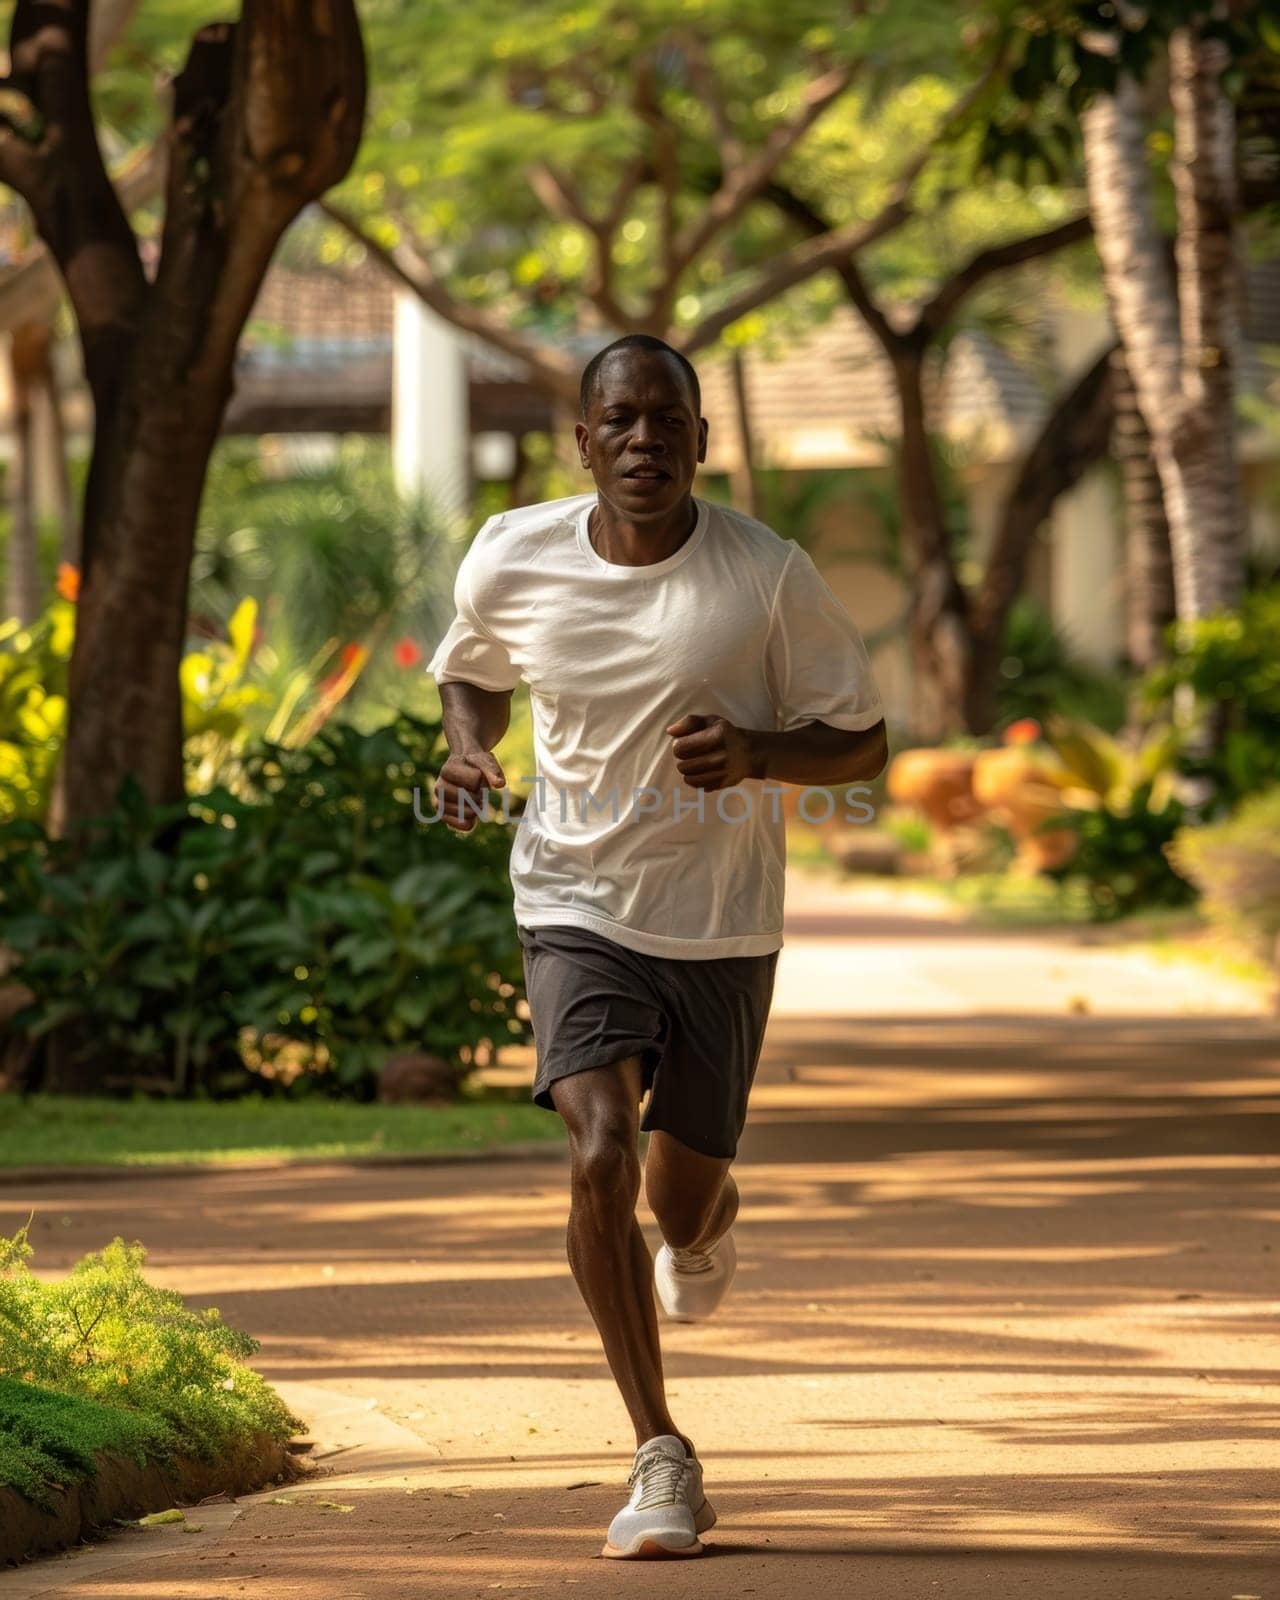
<box><xmin>315</xmin><ymin>1501</ymin><xmax>355</xmax><ymax>1513</ymax></box>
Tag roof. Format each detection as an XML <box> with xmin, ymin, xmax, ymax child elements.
<box><xmin>231</xmin><ymin>251</ymin><xmax>1280</xmax><ymax>463</ymax></box>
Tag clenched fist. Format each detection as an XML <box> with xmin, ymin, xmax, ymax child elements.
<box><xmin>665</xmin><ymin>713</ymin><xmax>757</xmax><ymax>792</ymax></box>
<box><xmin>434</xmin><ymin>748</ymin><xmax>506</xmax><ymax>832</ymax></box>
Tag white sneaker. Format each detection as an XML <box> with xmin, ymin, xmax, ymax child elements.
<box><xmin>654</xmin><ymin>1230</ymin><xmax>737</xmax><ymax>1322</ymax></box>
<box><xmin>601</xmin><ymin>1434</ymin><xmax>716</xmax><ymax>1559</ymax></box>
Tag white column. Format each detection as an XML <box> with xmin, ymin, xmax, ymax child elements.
<box><xmin>1050</xmin><ymin>466</ymin><xmax>1124</xmax><ymax>667</ymax></box>
<box><xmin>391</xmin><ymin>289</ymin><xmax>470</xmax><ymax>535</ymax></box>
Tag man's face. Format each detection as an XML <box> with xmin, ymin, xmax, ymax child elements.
<box><xmin>575</xmin><ymin>350</ymin><xmax>708</xmax><ymax>519</ymax></box>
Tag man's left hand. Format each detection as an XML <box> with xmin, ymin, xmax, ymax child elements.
<box><xmin>665</xmin><ymin>713</ymin><xmax>758</xmax><ymax>791</ymax></box>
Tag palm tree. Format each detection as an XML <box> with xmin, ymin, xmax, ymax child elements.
<box><xmin>1081</xmin><ymin>17</ymin><xmax>1246</xmax><ymax>626</ymax></box>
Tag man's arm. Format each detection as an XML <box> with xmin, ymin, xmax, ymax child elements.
<box><xmin>666</xmin><ymin>713</ymin><xmax>888</xmax><ymax>791</ymax></box>
<box><xmin>436</xmin><ymin>680</ymin><xmax>515</xmax><ymax>832</ymax></box>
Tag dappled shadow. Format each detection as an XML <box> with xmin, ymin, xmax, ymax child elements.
<box><xmin>33</xmin><ymin>1469</ymin><xmax>1278</xmax><ymax>1598</ymax></box>
<box><xmin>5</xmin><ymin>998</ymin><xmax>1277</xmax><ymax>1593</ymax></box>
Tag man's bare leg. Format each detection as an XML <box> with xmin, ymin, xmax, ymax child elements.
<box><xmin>551</xmin><ymin>1056</ymin><xmax>691</xmax><ymax>1451</ymax></box>
<box><xmin>644</xmin><ymin>1132</ymin><xmax>737</xmax><ymax>1252</ymax></box>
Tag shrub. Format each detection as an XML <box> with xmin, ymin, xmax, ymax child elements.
<box><xmin>995</xmin><ymin>597</ymin><xmax>1127</xmax><ymax>733</ymax></box>
<box><xmin>0</xmin><ymin>715</ymin><xmax>528</xmax><ymax>1097</ymax></box>
<box><xmin>0</xmin><ymin>1377</ymin><xmax>176</xmax><ymax>1507</ymax></box>
<box><xmin>1169</xmin><ymin>789</ymin><xmax>1280</xmax><ymax>968</ymax></box>
<box><xmin>0</xmin><ymin>1220</ymin><xmax>299</xmax><ymax>1502</ymax></box>
<box><xmin>1040</xmin><ymin>718</ymin><xmax>1193</xmax><ymax>920</ymax></box>
<box><xmin>1142</xmin><ymin>586</ymin><xmax>1280</xmax><ymax>808</ymax></box>
<box><xmin>0</xmin><ymin>600</ymin><xmax>72</xmax><ymax>824</ymax></box>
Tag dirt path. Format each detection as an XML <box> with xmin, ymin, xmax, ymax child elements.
<box><xmin>5</xmin><ymin>885</ymin><xmax>1277</xmax><ymax>1597</ymax></box>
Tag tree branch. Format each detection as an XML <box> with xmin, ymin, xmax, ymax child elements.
<box><xmin>527</xmin><ymin>160</ymin><xmax>630</xmax><ymax>327</ymax></box>
<box><xmin>763</xmin><ymin>178</ymin><xmax>902</xmax><ymax>355</ymax></box>
<box><xmin>4</xmin><ymin>0</ymin><xmax>147</xmax><ymax>395</ymax></box>
<box><xmin>971</xmin><ymin>341</ymin><xmax>1117</xmax><ymax>645</ymax></box>
<box><xmin>663</xmin><ymin>59</ymin><xmax>856</xmax><ymax>289</ymax></box>
<box><xmin>679</xmin><ymin>31</ymin><xmax>743</xmax><ymax>171</ymax></box>
<box><xmin>321</xmin><ymin>199</ymin><xmax>580</xmax><ymax>406</ymax></box>
<box><xmin>917</xmin><ymin>213</ymin><xmax>1094</xmax><ymax>337</ymax></box>
<box><xmin>678</xmin><ymin>199</ymin><xmax>910</xmax><ymax>354</ymax></box>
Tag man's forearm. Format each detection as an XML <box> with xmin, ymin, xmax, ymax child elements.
<box><xmin>745</xmin><ymin>719</ymin><xmax>888</xmax><ymax>786</ymax></box>
<box><xmin>439</xmin><ymin>680</ymin><xmax>513</xmax><ymax>757</ymax></box>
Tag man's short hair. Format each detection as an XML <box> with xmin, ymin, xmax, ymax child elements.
<box><xmin>579</xmin><ymin>334</ymin><xmax>701</xmax><ymax>420</ymax></box>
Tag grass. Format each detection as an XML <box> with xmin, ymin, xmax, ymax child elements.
<box><xmin>0</xmin><ymin>1377</ymin><xmax>176</xmax><ymax>1506</ymax></box>
<box><xmin>0</xmin><ymin>1091</ymin><xmax>563</xmax><ymax>1170</ymax></box>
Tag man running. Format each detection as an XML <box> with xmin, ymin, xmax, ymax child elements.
<box><xmin>427</xmin><ymin>333</ymin><xmax>886</xmax><ymax>1559</ymax></box>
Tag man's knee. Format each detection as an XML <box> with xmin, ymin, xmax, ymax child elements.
<box><xmin>569</xmin><ymin>1116</ymin><xmax>640</xmax><ymax>1213</ymax></box>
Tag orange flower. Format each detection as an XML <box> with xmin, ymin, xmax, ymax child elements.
<box><xmin>1003</xmin><ymin>718</ymin><xmax>1042</xmax><ymax>746</ymax></box>
<box><xmin>394</xmin><ymin>637</ymin><xmax>421</xmax><ymax>669</ymax></box>
<box><xmin>55</xmin><ymin>563</ymin><xmax>80</xmax><ymax>603</ymax></box>
<box><xmin>318</xmin><ymin>642</ymin><xmax>368</xmax><ymax>700</ymax></box>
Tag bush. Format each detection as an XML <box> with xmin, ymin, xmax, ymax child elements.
<box><xmin>1143</xmin><ymin>586</ymin><xmax>1280</xmax><ymax>808</ymax></box>
<box><xmin>0</xmin><ymin>600</ymin><xmax>72</xmax><ymax>824</ymax></box>
<box><xmin>0</xmin><ymin>715</ymin><xmax>528</xmax><ymax>1097</ymax></box>
<box><xmin>0</xmin><ymin>1220</ymin><xmax>299</xmax><ymax>1505</ymax></box>
<box><xmin>995</xmin><ymin>597</ymin><xmax>1127</xmax><ymax>734</ymax></box>
<box><xmin>1169</xmin><ymin>789</ymin><xmax>1280</xmax><ymax>968</ymax></box>
<box><xmin>0</xmin><ymin>1377</ymin><xmax>175</xmax><ymax>1507</ymax></box>
<box><xmin>1040</xmin><ymin>718</ymin><xmax>1194</xmax><ymax>921</ymax></box>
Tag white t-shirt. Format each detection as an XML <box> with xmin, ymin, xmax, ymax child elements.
<box><xmin>427</xmin><ymin>491</ymin><xmax>882</xmax><ymax>959</ymax></box>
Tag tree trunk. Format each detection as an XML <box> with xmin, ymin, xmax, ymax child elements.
<box><xmin>5</xmin><ymin>3</ymin><xmax>369</xmax><ymax>838</ymax></box>
<box><xmin>1111</xmin><ymin>346</ymin><xmax>1175</xmax><ymax>671</ymax></box>
<box><xmin>728</xmin><ymin>347</ymin><xmax>762</xmax><ymax>519</ymax></box>
<box><xmin>4</xmin><ymin>324</ymin><xmax>44</xmax><ymax>624</ymax></box>
<box><xmin>963</xmin><ymin>343</ymin><xmax>1117</xmax><ymax>732</ymax></box>
<box><xmin>893</xmin><ymin>347</ymin><xmax>971</xmax><ymax>739</ymax></box>
<box><xmin>1082</xmin><ymin>55</ymin><xmax>1244</xmax><ymax>626</ymax></box>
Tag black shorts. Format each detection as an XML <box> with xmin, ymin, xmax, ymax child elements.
<box><xmin>517</xmin><ymin>923</ymin><xmax>779</xmax><ymax>1160</ymax></box>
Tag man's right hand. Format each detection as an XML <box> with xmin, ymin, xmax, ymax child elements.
<box><xmin>435</xmin><ymin>749</ymin><xmax>507</xmax><ymax>833</ymax></box>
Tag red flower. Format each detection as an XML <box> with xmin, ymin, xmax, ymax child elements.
<box><xmin>55</xmin><ymin>563</ymin><xmax>80</xmax><ymax>603</ymax></box>
<box><xmin>394</xmin><ymin>637</ymin><xmax>422</xmax><ymax>669</ymax></box>
<box><xmin>1003</xmin><ymin>718</ymin><xmax>1042</xmax><ymax>747</ymax></box>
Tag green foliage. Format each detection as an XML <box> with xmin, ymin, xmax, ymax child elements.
<box><xmin>1041</xmin><ymin>717</ymin><xmax>1192</xmax><ymax>920</ymax></box>
<box><xmin>995</xmin><ymin>597</ymin><xmax>1126</xmax><ymax>733</ymax></box>
<box><xmin>0</xmin><ymin>717</ymin><xmax>528</xmax><ymax>1097</ymax></box>
<box><xmin>1169</xmin><ymin>788</ymin><xmax>1280</xmax><ymax>964</ymax></box>
<box><xmin>1142</xmin><ymin>587</ymin><xmax>1280</xmax><ymax>810</ymax></box>
<box><xmin>979</xmin><ymin>1</ymin><xmax>1280</xmax><ymax>184</ymax></box>
<box><xmin>191</xmin><ymin>440</ymin><xmax>453</xmax><ymax>730</ymax></box>
<box><xmin>0</xmin><ymin>1376</ymin><xmax>176</xmax><ymax>1507</ymax></box>
<box><xmin>0</xmin><ymin>602</ymin><xmax>72</xmax><ymax>823</ymax></box>
<box><xmin>0</xmin><ymin>1220</ymin><xmax>300</xmax><ymax>1506</ymax></box>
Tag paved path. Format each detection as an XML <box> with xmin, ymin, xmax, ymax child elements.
<box><xmin>5</xmin><ymin>877</ymin><xmax>1277</xmax><ymax>1597</ymax></box>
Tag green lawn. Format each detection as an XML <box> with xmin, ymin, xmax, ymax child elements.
<box><xmin>0</xmin><ymin>1092</ymin><xmax>563</xmax><ymax>1169</ymax></box>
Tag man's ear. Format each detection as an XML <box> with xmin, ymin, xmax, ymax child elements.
<box><xmin>697</xmin><ymin>417</ymin><xmax>708</xmax><ymax>464</ymax></box>
<box><xmin>574</xmin><ymin>419</ymin><xmax>590</xmax><ymax>469</ymax></box>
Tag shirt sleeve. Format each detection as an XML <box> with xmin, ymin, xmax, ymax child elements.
<box><xmin>426</xmin><ymin>522</ymin><xmax>523</xmax><ymax>693</ymax></box>
<box><xmin>764</xmin><ymin>543</ymin><xmax>884</xmax><ymax>733</ymax></box>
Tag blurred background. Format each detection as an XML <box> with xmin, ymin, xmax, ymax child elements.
<box><xmin>1</xmin><ymin>0</ymin><xmax>1278</xmax><ymax>1112</ymax></box>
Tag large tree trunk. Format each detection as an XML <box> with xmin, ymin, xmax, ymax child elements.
<box><xmin>4</xmin><ymin>324</ymin><xmax>44</xmax><ymax>624</ymax></box>
<box><xmin>0</xmin><ymin>3</ymin><xmax>369</xmax><ymax>838</ymax></box>
<box><xmin>1082</xmin><ymin>48</ymin><xmax>1245</xmax><ymax>626</ymax></box>
<box><xmin>1111</xmin><ymin>346</ymin><xmax>1175</xmax><ymax>671</ymax></box>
